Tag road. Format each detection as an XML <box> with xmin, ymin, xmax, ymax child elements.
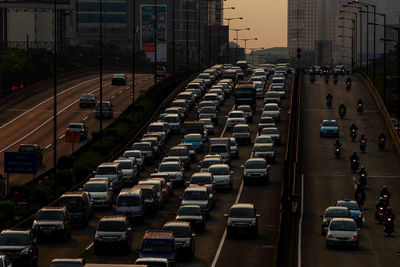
<box><xmin>0</xmin><ymin>73</ymin><xmax>154</xmax><ymax>185</ymax></box>
<box><xmin>301</xmin><ymin>74</ymin><xmax>400</xmax><ymax>266</ymax></box>
<box><xmin>33</xmin><ymin>74</ymin><xmax>292</xmax><ymax>266</ymax></box>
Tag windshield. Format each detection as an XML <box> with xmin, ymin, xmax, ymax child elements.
<box><xmin>185</xmin><ymin>135</ymin><xmax>201</xmax><ymax>142</ymax></box>
<box><xmin>98</xmin><ymin>221</ymin><xmax>126</xmax><ymax>232</ymax></box>
<box><xmin>170</xmin><ymin>148</ymin><xmax>187</xmax><ymax>156</ymax></box>
<box><xmin>229</xmin><ymin>112</ymin><xmax>244</xmax><ymax>118</ymax></box>
<box><xmin>163</xmin><ymin>226</ymin><xmax>190</xmax><ymax>238</ymax></box>
<box><xmin>191</xmin><ymin>175</ymin><xmax>212</xmax><ymax>184</ymax></box>
<box><xmin>262</xmin><ymin>129</ymin><xmax>278</xmax><ymax>135</ymax></box>
<box><xmin>209</xmin><ymin>166</ymin><xmax>229</xmax><ymax>175</ymax></box>
<box><xmin>132</xmin><ymin>144</ymin><xmax>151</xmax><ymax>151</ymax></box>
<box><xmin>230</xmin><ymin>207</ymin><xmax>255</xmax><ymax>218</ymax></box>
<box><xmin>238</xmin><ymin>107</ymin><xmax>251</xmax><ymax>112</ymax></box>
<box><xmin>18</xmin><ymin>146</ymin><xmax>35</xmax><ymax>152</ymax></box>
<box><xmin>123</xmin><ymin>151</ymin><xmax>141</xmax><ymax>158</ymax></box>
<box><xmin>246</xmin><ymin>161</ymin><xmax>266</xmax><ymax>169</ymax></box>
<box><xmin>256</xmin><ymin>137</ymin><xmax>272</xmax><ymax>143</ymax></box>
<box><xmin>266</xmin><ymin>93</ymin><xmax>280</xmax><ymax>98</ymax></box>
<box><xmin>96</xmin><ymin>167</ymin><xmax>116</xmax><ymax>175</ymax></box>
<box><xmin>56</xmin><ymin>197</ymin><xmax>83</xmax><ymax>211</ymax></box>
<box><xmin>81</xmin><ymin>94</ymin><xmax>94</xmax><ymax>100</ymax></box>
<box><xmin>233</xmin><ymin>126</ymin><xmax>248</xmax><ymax>133</ymax></box>
<box><xmin>141</xmin><ymin>239</ymin><xmax>174</xmax><ymax>252</ymax></box>
<box><xmin>165</xmin><ymin>116</ymin><xmax>179</xmax><ymax>123</ymax></box>
<box><xmin>329</xmin><ymin>221</ymin><xmax>356</xmax><ymax>231</ymax></box>
<box><xmin>115</xmin><ymin>161</ymin><xmax>132</xmax><ymax>169</ymax></box>
<box><xmin>323</xmin><ymin>121</ymin><xmax>337</xmax><ymax>127</ymax></box>
<box><xmin>184</xmin><ymin>190</ymin><xmax>208</xmax><ymax>200</ymax></box>
<box><xmin>325</xmin><ymin>209</ymin><xmax>349</xmax><ymax>217</ymax></box>
<box><xmin>36</xmin><ymin>210</ymin><xmax>64</xmax><ymax>221</ymax></box>
<box><xmin>199</xmin><ymin>74</ymin><xmax>209</xmax><ymax>79</ymax></box>
<box><xmin>201</xmin><ymin>160</ymin><xmax>220</xmax><ymax>169</ymax></box>
<box><xmin>117</xmin><ymin>196</ymin><xmax>140</xmax><ymax>207</ymax></box>
<box><xmin>178</xmin><ymin>206</ymin><xmax>201</xmax><ymax>216</ymax></box>
<box><xmin>148</xmin><ymin>125</ymin><xmax>164</xmax><ymax>132</ymax></box>
<box><xmin>68</xmin><ymin>124</ymin><xmax>82</xmax><ymax>129</ymax></box>
<box><xmin>84</xmin><ymin>183</ymin><xmax>107</xmax><ymax>192</ymax></box>
<box><xmin>337</xmin><ymin>202</ymin><xmax>359</xmax><ymax>210</ymax></box>
<box><xmin>264</xmin><ymin>105</ymin><xmax>279</xmax><ymax>111</ymax></box>
<box><xmin>255</xmin><ymin>145</ymin><xmax>273</xmax><ymax>152</ymax></box>
<box><xmin>210</xmin><ymin>145</ymin><xmax>228</xmax><ymax>153</ymax></box>
<box><xmin>0</xmin><ymin>233</ymin><xmax>28</xmax><ymax>246</ymax></box>
<box><xmin>260</xmin><ymin>118</ymin><xmax>273</xmax><ymax>123</ymax></box>
<box><xmin>50</xmin><ymin>263</ymin><xmax>83</xmax><ymax>267</ymax></box>
<box><xmin>159</xmin><ymin>163</ymin><xmax>180</xmax><ymax>172</ymax></box>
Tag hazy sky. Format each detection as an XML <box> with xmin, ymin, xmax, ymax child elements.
<box><xmin>224</xmin><ymin>0</ymin><xmax>287</xmax><ymax>50</ymax></box>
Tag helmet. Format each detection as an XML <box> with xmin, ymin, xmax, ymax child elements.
<box><xmin>379</xmin><ymin>196</ymin><xmax>384</xmax><ymax>202</ymax></box>
<box><xmin>383</xmin><ymin>185</ymin><xmax>388</xmax><ymax>190</ymax></box>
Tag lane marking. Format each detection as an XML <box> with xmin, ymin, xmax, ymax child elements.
<box><xmin>85</xmin><ymin>242</ymin><xmax>93</xmax><ymax>251</ymax></box>
<box><xmin>0</xmin><ymin>82</ymin><xmax>112</xmax><ymax>152</ymax></box>
<box><xmin>111</xmin><ymin>96</ymin><xmax>116</xmax><ymax>100</ymax></box>
<box><xmin>58</xmin><ymin>134</ymin><xmax>65</xmax><ymax>140</ymax></box>
<box><xmin>262</xmin><ymin>245</ymin><xmax>277</xmax><ymax>249</ymax></box>
<box><xmin>83</xmin><ymin>116</ymin><xmax>88</xmax><ymax>121</ymax></box>
<box><xmin>298</xmin><ymin>174</ymin><xmax>304</xmax><ymax>267</ymax></box>
<box><xmin>0</xmin><ymin>75</ymin><xmax>112</xmax><ymax>131</ymax></box>
<box><xmin>119</xmin><ymin>90</ymin><xmax>123</xmax><ymax>94</ymax></box>
<box><xmin>138</xmin><ymin>81</ymin><xmax>142</xmax><ymax>84</ymax></box>
<box><xmin>45</xmin><ymin>144</ymin><xmax>52</xmax><ymax>149</ymax></box>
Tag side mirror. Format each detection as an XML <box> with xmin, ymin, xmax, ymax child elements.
<box><xmin>92</xmin><ymin>171</ymin><xmax>96</xmax><ymax>174</ymax></box>
<box><xmin>179</xmin><ymin>196</ymin><xmax>183</xmax><ymax>200</ymax></box>
<box><xmin>267</xmin><ymin>165</ymin><xmax>271</xmax><ymax>169</ymax></box>
<box><xmin>224</xmin><ymin>214</ymin><xmax>228</xmax><ymax>217</ymax></box>
<box><xmin>127</xmin><ymin>227</ymin><xmax>132</xmax><ymax>231</ymax></box>
<box><xmin>155</xmin><ymin>168</ymin><xmax>158</xmax><ymax>172</ymax></box>
<box><xmin>256</xmin><ymin>214</ymin><xmax>261</xmax><ymax>218</ymax></box>
<box><xmin>240</xmin><ymin>165</ymin><xmax>244</xmax><ymax>168</ymax></box>
<box><xmin>192</xmin><ymin>233</ymin><xmax>196</xmax><ymax>237</ymax></box>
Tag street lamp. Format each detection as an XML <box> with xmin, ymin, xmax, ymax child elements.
<box><xmin>234</xmin><ymin>37</ymin><xmax>257</xmax><ymax>60</ymax></box>
<box><xmin>343</xmin><ymin>5</ymin><xmax>363</xmax><ymax>68</ymax></box>
<box><xmin>248</xmin><ymin>47</ymin><xmax>264</xmax><ymax>66</ymax></box>
<box><xmin>223</xmin><ymin>16</ymin><xmax>242</xmax><ymax>63</ymax></box>
<box><xmin>340</xmin><ymin>10</ymin><xmax>358</xmax><ymax>68</ymax></box>
<box><xmin>230</xmin><ymin>27</ymin><xmax>250</xmax><ymax>63</ymax></box>
<box><xmin>339</xmin><ymin>34</ymin><xmax>355</xmax><ymax>69</ymax></box>
<box><xmin>339</xmin><ymin>17</ymin><xmax>356</xmax><ymax>69</ymax></box>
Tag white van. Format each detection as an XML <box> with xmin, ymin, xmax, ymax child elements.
<box><xmin>116</xmin><ymin>187</ymin><xmax>145</xmax><ymax>219</ymax></box>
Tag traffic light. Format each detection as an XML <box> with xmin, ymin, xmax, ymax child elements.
<box><xmin>297</xmin><ymin>48</ymin><xmax>302</xmax><ymax>58</ymax></box>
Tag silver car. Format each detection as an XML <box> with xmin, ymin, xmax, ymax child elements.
<box><xmin>326</xmin><ymin>218</ymin><xmax>359</xmax><ymax>249</ymax></box>
<box><xmin>208</xmin><ymin>164</ymin><xmax>233</xmax><ymax>191</ymax></box>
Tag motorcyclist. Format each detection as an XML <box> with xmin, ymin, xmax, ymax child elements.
<box><xmin>359</xmin><ymin>166</ymin><xmax>367</xmax><ymax>177</ymax></box>
<box><xmin>380</xmin><ymin>185</ymin><xmax>391</xmax><ymax>198</ymax></box>
<box><xmin>359</xmin><ymin>134</ymin><xmax>368</xmax><ymax>142</ymax></box>
<box><xmin>384</xmin><ymin>207</ymin><xmax>396</xmax><ymax>221</ymax></box>
<box><xmin>349</xmin><ymin>123</ymin><xmax>358</xmax><ymax>132</ymax></box>
<box><xmin>376</xmin><ymin>197</ymin><xmax>388</xmax><ymax>209</ymax></box>
<box><xmin>378</xmin><ymin>131</ymin><xmax>386</xmax><ymax>141</ymax></box>
<box><xmin>338</xmin><ymin>103</ymin><xmax>346</xmax><ymax>117</ymax></box>
<box><xmin>357</xmin><ymin>98</ymin><xmax>364</xmax><ymax>106</ymax></box>
<box><xmin>326</xmin><ymin>92</ymin><xmax>333</xmax><ymax>101</ymax></box>
<box><xmin>350</xmin><ymin>151</ymin><xmax>360</xmax><ymax>162</ymax></box>
<box><xmin>354</xmin><ymin>183</ymin><xmax>366</xmax><ymax>206</ymax></box>
<box><xmin>346</xmin><ymin>76</ymin><xmax>352</xmax><ymax>84</ymax></box>
<box><xmin>334</xmin><ymin>139</ymin><xmax>342</xmax><ymax>148</ymax></box>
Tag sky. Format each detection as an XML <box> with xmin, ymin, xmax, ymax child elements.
<box><xmin>224</xmin><ymin>0</ymin><xmax>287</xmax><ymax>50</ymax></box>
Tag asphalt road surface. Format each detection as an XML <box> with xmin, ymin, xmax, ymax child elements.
<box><xmin>33</xmin><ymin>74</ymin><xmax>292</xmax><ymax>266</ymax></box>
<box><xmin>301</xmin><ymin>74</ymin><xmax>400</xmax><ymax>266</ymax></box>
<box><xmin>0</xmin><ymin>73</ymin><xmax>153</xmax><ymax>185</ymax></box>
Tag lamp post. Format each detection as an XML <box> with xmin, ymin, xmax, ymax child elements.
<box><xmin>343</xmin><ymin>5</ymin><xmax>362</xmax><ymax>69</ymax></box>
<box><xmin>230</xmin><ymin>27</ymin><xmax>250</xmax><ymax>63</ymax></box>
<box><xmin>339</xmin><ymin>34</ymin><xmax>354</xmax><ymax>69</ymax></box>
<box><xmin>339</xmin><ymin>17</ymin><xmax>355</xmax><ymax>69</ymax></box>
<box><xmin>132</xmin><ymin>1</ymin><xmax>136</xmax><ymax>108</ymax></box>
<box><xmin>248</xmin><ymin>47</ymin><xmax>264</xmax><ymax>66</ymax></box>
<box><xmin>224</xmin><ymin>17</ymin><xmax>242</xmax><ymax>63</ymax></box>
<box><xmin>99</xmin><ymin>0</ymin><xmax>103</xmax><ymax>141</ymax></box>
<box><xmin>340</xmin><ymin>10</ymin><xmax>358</xmax><ymax>69</ymax></box>
<box><xmin>234</xmin><ymin>37</ymin><xmax>257</xmax><ymax>61</ymax></box>
<box><xmin>53</xmin><ymin>0</ymin><xmax>57</xmax><ymax>169</ymax></box>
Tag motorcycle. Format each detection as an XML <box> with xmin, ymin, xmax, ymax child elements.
<box><xmin>376</xmin><ymin>206</ymin><xmax>386</xmax><ymax>223</ymax></box>
<box><xmin>346</xmin><ymin>81</ymin><xmax>351</xmax><ymax>91</ymax></box>
<box><xmin>384</xmin><ymin>217</ymin><xmax>395</xmax><ymax>236</ymax></box>
<box><xmin>379</xmin><ymin>138</ymin><xmax>385</xmax><ymax>150</ymax></box>
<box><xmin>350</xmin><ymin>129</ymin><xmax>357</xmax><ymax>142</ymax></box>
<box><xmin>357</xmin><ymin>103</ymin><xmax>363</xmax><ymax>113</ymax></box>
<box><xmin>327</xmin><ymin>98</ymin><xmax>332</xmax><ymax>107</ymax></box>
<box><xmin>339</xmin><ymin>108</ymin><xmax>346</xmax><ymax>118</ymax></box>
<box><xmin>360</xmin><ymin>140</ymin><xmax>367</xmax><ymax>153</ymax></box>
<box><xmin>359</xmin><ymin>172</ymin><xmax>367</xmax><ymax>187</ymax></box>
<box><xmin>335</xmin><ymin>146</ymin><xmax>341</xmax><ymax>158</ymax></box>
<box><xmin>351</xmin><ymin>159</ymin><xmax>359</xmax><ymax>172</ymax></box>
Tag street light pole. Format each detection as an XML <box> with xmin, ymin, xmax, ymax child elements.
<box><xmin>132</xmin><ymin>1</ymin><xmax>135</xmax><ymax>108</ymax></box>
<box><xmin>53</xmin><ymin>0</ymin><xmax>57</xmax><ymax>169</ymax></box>
<box><xmin>230</xmin><ymin>28</ymin><xmax>250</xmax><ymax>63</ymax></box>
<box><xmin>99</xmin><ymin>0</ymin><xmax>103</xmax><ymax>141</ymax></box>
<box><xmin>186</xmin><ymin>0</ymin><xmax>189</xmax><ymax>76</ymax></box>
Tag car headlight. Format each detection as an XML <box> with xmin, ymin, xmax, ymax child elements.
<box><xmin>119</xmin><ymin>233</ymin><xmax>127</xmax><ymax>241</ymax></box>
<box><xmin>20</xmin><ymin>247</ymin><xmax>30</xmax><ymax>254</ymax></box>
<box><xmin>327</xmin><ymin>234</ymin><xmax>334</xmax><ymax>239</ymax></box>
<box><xmin>56</xmin><ymin>224</ymin><xmax>65</xmax><ymax>230</ymax></box>
<box><xmin>183</xmin><ymin>241</ymin><xmax>191</xmax><ymax>247</ymax></box>
<box><xmin>228</xmin><ymin>220</ymin><xmax>234</xmax><ymax>226</ymax></box>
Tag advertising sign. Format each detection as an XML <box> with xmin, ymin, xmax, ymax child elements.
<box><xmin>4</xmin><ymin>152</ymin><xmax>37</xmax><ymax>174</ymax></box>
<box><xmin>140</xmin><ymin>5</ymin><xmax>167</xmax><ymax>62</ymax></box>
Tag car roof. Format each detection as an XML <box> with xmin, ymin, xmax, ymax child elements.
<box><xmin>143</xmin><ymin>230</ymin><xmax>174</xmax><ymax>239</ymax></box>
<box><xmin>184</xmin><ymin>186</ymin><xmax>208</xmax><ymax>192</ymax></box>
<box><xmin>0</xmin><ymin>229</ymin><xmax>30</xmax><ymax>235</ymax></box>
<box><xmin>209</xmin><ymin>164</ymin><xmax>229</xmax><ymax>169</ymax></box>
<box><xmin>323</xmin><ymin>119</ymin><xmax>337</xmax><ymax>123</ymax></box>
<box><xmin>98</xmin><ymin>162</ymin><xmax>119</xmax><ymax>167</ymax></box>
<box><xmin>330</xmin><ymin>218</ymin><xmax>356</xmax><ymax>223</ymax></box>
<box><xmin>246</xmin><ymin>158</ymin><xmax>267</xmax><ymax>163</ymax></box>
<box><xmin>136</xmin><ymin>257</ymin><xmax>169</xmax><ymax>263</ymax></box>
<box><xmin>51</xmin><ymin>259</ymin><xmax>85</xmax><ymax>263</ymax></box>
<box><xmin>61</xmin><ymin>191</ymin><xmax>86</xmax><ymax>197</ymax></box>
<box><xmin>99</xmin><ymin>215</ymin><xmax>127</xmax><ymax>222</ymax></box>
<box><xmin>39</xmin><ymin>206</ymin><xmax>67</xmax><ymax>212</ymax></box>
<box><xmin>326</xmin><ymin>206</ymin><xmax>349</xmax><ymax>211</ymax></box>
<box><xmin>234</xmin><ymin>123</ymin><xmax>249</xmax><ymax>128</ymax></box>
<box><xmin>192</xmin><ymin>172</ymin><xmax>212</xmax><ymax>177</ymax></box>
<box><xmin>231</xmin><ymin>203</ymin><xmax>254</xmax><ymax>209</ymax></box>
<box><xmin>179</xmin><ymin>204</ymin><xmax>201</xmax><ymax>209</ymax></box>
<box><xmin>163</xmin><ymin>221</ymin><xmax>190</xmax><ymax>228</ymax></box>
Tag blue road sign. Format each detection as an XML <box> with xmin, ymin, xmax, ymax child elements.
<box><xmin>4</xmin><ymin>152</ymin><xmax>37</xmax><ymax>174</ymax></box>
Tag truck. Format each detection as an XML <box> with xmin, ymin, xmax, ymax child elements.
<box><xmin>184</xmin><ymin>121</ymin><xmax>207</xmax><ymax>140</ymax></box>
<box><xmin>234</xmin><ymin>83</ymin><xmax>257</xmax><ymax>111</ymax></box>
<box><xmin>209</xmin><ymin>138</ymin><xmax>231</xmax><ymax>164</ymax></box>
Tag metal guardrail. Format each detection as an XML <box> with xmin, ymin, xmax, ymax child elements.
<box><xmin>12</xmin><ymin>71</ymin><xmax>197</xmax><ymax>229</ymax></box>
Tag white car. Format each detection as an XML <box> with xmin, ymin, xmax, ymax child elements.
<box><xmin>226</xmin><ymin>110</ymin><xmax>246</xmax><ymax>130</ymax></box>
<box><xmin>158</xmin><ymin>161</ymin><xmax>184</xmax><ymax>186</ymax></box>
<box><xmin>236</xmin><ymin>105</ymin><xmax>253</xmax><ymax>122</ymax></box>
<box><xmin>113</xmin><ymin>158</ymin><xmax>138</xmax><ymax>184</ymax></box>
<box><xmin>262</xmin><ymin>103</ymin><xmax>281</xmax><ymax>121</ymax></box>
<box><xmin>326</xmin><ymin>218</ymin><xmax>359</xmax><ymax>249</ymax></box>
<box><xmin>260</xmin><ymin>127</ymin><xmax>281</xmax><ymax>144</ymax></box>
<box><xmin>208</xmin><ymin>164</ymin><xmax>233</xmax><ymax>191</ymax></box>
<box><xmin>83</xmin><ymin>180</ymin><xmax>113</xmax><ymax>209</ymax></box>
<box><xmin>122</xmin><ymin>150</ymin><xmax>144</xmax><ymax>170</ymax></box>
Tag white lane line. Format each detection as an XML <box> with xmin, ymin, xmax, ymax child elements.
<box><xmin>139</xmin><ymin>81</ymin><xmax>142</xmax><ymax>84</ymax></box>
<box><xmin>85</xmin><ymin>242</ymin><xmax>93</xmax><ymax>251</ymax></box>
<box><xmin>0</xmin><ymin>75</ymin><xmax>112</xmax><ymax>131</ymax></box>
<box><xmin>111</xmin><ymin>96</ymin><xmax>116</xmax><ymax>100</ymax></box>
<box><xmin>0</xmin><ymin>82</ymin><xmax>111</xmax><ymax>153</ymax></box>
<box><xmin>58</xmin><ymin>134</ymin><xmax>65</xmax><ymax>140</ymax></box>
<box><xmin>298</xmin><ymin>174</ymin><xmax>304</xmax><ymax>267</ymax></box>
<box><xmin>83</xmin><ymin>116</ymin><xmax>88</xmax><ymax>121</ymax></box>
<box><xmin>119</xmin><ymin>90</ymin><xmax>123</xmax><ymax>94</ymax></box>
<box><xmin>45</xmin><ymin>144</ymin><xmax>52</xmax><ymax>149</ymax></box>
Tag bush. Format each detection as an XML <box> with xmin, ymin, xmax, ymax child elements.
<box><xmin>0</xmin><ymin>200</ymin><xmax>16</xmax><ymax>230</ymax></box>
<box><xmin>57</xmin><ymin>155</ymin><xmax>75</xmax><ymax>170</ymax></box>
<box><xmin>9</xmin><ymin>184</ymin><xmax>31</xmax><ymax>203</ymax></box>
<box><xmin>73</xmin><ymin>152</ymin><xmax>104</xmax><ymax>181</ymax></box>
<box><xmin>54</xmin><ymin>170</ymin><xmax>74</xmax><ymax>188</ymax></box>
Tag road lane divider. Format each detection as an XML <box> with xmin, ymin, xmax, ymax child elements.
<box><xmin>45</xmin><ymin>144</ymin><xmax>52</xmax><ymax>149</ymax></box>
<box><xmin>58</xmin><ymin>134</ymin><xmax>65</xmax><ymax>140</ymax></box>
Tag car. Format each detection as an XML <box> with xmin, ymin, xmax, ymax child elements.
<box><xmin>95</xmin><ymin>101</ymin><xmax>113</xmax><ymax>119</ymax></box>
<box><xmin>225</xmin><ymin>203</ymin><xmax>260</xmax><ymax>238</ymax></box>
<box><xmin>132</xmin><ymin>142</ymin><xmax>154</xmax><ymax>164</ymax></box>
<box><xmin>49</xmin><ymin>258</ymin><xmax>85</xmax><ymax>267</ymax></box>
<box><xmin>116</xmin><ymin>187</ymin><xmax>147</xmax><ymax>218</ymax></box>
<box><xmin>198</xmin><ymin>157</ymin><xmax>223</xmax><ymax>173</ymax></box>
<box><xmin>32</xmin><ymin>206</ymin><xmax>71</xmax><ymax>241</ymax></box>
<box><xmin>66</xmin><ymin>123</ymin><xmax>88</xmax><ymax>141</ymax></box>
<box><xmin>169</xmin><ymin>146</ymin><xmax>190</xmax><ymax>168</ymax></box>
<box><xmin>260</xmin><ymin>127</ymin><xmax>281</xmax><ymax>144</ymax></box>
<box><xmin>254</xmin><ymin>81</ymin><xmax>265</xmax><ymax>98</ymax></box>
<box><xmin>134</xmin><ymin>184</ymin><xmax>159</xmax><ymax>215</ymax></box>
<box><xmin>162</xmin><ymin>221</ymin><xmax>195</xmax><ymax>259</ymax></box>
<box><xmin>336</xmin><ymin>199</ymin><xmax>364</xmax><ymax>227</ymax></box>
<box><xmin>258</xmin><ymin>116</ymin><xmax>275</xmax><ymax>133</ymax></box>
<box><xmin>237</xmin><ymin>105</ymin><xmax>253</xmax><ymax>122</ymax></box>
<box><xmin>148</xmin><ymin>122</ymin><xmax>170</xmax><ymax>140</ymax></box>
<box><xmin>135</xmin><ymin>257</ymin><xmax>173</xmax><ymax>267</ymax></box>
<box><xmin>199</xmin><ymin>118</ymin><xmax>214</xmax><ymax>134</ymax></box>
<box><xmin>171</xmin><ymin>99</ymin><xmax>188</xmax><ymax>114</ymax></box>
<box><xmin>320</xmin><ymin>119</ymin><xmax>339</xmax><ymax>137</ymax></box>
<box><xmin>255</xmin><ymin>135</ymin><xmax>274</xmax><ymax>145</ymax></box>
<box><xmin>326</xmin><ymin>218</ymin><xmax>359</xmax><ymax>249</ymax></box>
<box><xmin>137</xmin><ymin>231</ymin><xmax>176</xmax><ymax>263</ymax></box>
<box><xmin>0</xmin><ymin>255</ymin><xmax>12</xmax><ymax>267</ymax></box>
<box><xmin>262</xmin><ymin>103</ymin><xmax>281</xmax><ymax>121</ymax></box>
<box><xmin>268</xmin><ymin>85</ymin><xmax>285</xmax><ymax>98</ymax></box>
<box><xmin>253</xmin><ymin>144</ymin><xmax>276</xmax><ymax>163</ymax></box>
<box><xmin>184</xmin><ymin>133</ymin><xmax>204</xmax><ymax>151</ymax></box>
<box><xmin>113</xmin><ymin>158</ymin><xmax>138</xmax><ymax>184</ymax></box>
<box><xmin>175</xmin><ymin>205</ymin><xmax>205</xmax><ymax>231</ymax></box>
<box><xmin>198</xmin><ymin>106</ymin><xmax>218</xmax><ymax>123</ymax></box>
<box><xmin>122</xmin><ymin>150</ymin><xmax>144</xmax><ymax>170</ymax></box>
<box><xmin>226</xmin><ymin>111</ymin><xmax>246</xmax><ymax>131</ymax></box>
<box><xmin>156</xmin><ymin>66</ymin><xmax>167</xmax><ymax>78</ymax></box>
<box><xmin>320</xmin><ymin>206</ymin><xmax>352</xmax><ymax>236</ymax></box>
<box><xmin>143</xmin><ymin>132</ymin><xmax>165</xmax><ymax>146</ymax></box>
<box><xmin>83</xmin><ymin>180</ymin><xmax>113</xmax><ymax>209</ymax></box>
<box><xmin>242</xmin><ymin>158</ymin><xmax>270</xmax><ymax>185</ymax></box>
<box><xmin>111</xmin><ymin>73</ymin><xmax>127</xmax><ymax>85</ymax></box>
<box><xmin>209</xmin><ymin>88</ymin><xmax>224</xmax><ymax>104</ymax></box>
<box><xmin>165</xmin><ymin>107</ymin><xmax>185</xmax><ymax>121</ymax></box>
<box><xmin>181</xmin><ymin>186</ymin><xmax>211</xmax><ymax>218</ymax></box>
<box><xmin>158</xmin><ymin>161</ymin><xmax>184</xmax><ymax>187</ymax></box>
<box><xmin>94</xmin><ymin>216</ymin><xmax>132</xmax><ymax>254</ymax></box>
<box><xmin>142</xmin><ymin>137</ymin><xmax>163</xmax><ymax>159</ymax></box>
<box><xmin>208</xmin><ymin>164</ymin><xmax>233</xmax><ymax>191</ymax></box>
<box><xmin>18</xmin><ymin>144</ymin><xmax>43</xmax><ymax>166</ymax></box>
<box><xmin>54</xmin><ymin>191</ymin><xmax>93</xmax><ymax>225</ymax></box>
<box><xmin>197</xmin><ymin>73</ymin><xmax>212</xmax><ymax>87</ymax></box>
<box><xmin>150</xmin><ymin>172</ymin><xmax>174</xmax><ymax>195</ymax></box>
<box><xmin>0</xmin><ymin>229</ymin><xmax>38</xmax><ymax>267</ymax></box>
<box><xmin>79</xmin><ymin>93</ymin><xmax>96</xmax><ymax>108</ymax></box>
<box><xmin>188</xmin><ymin>172</ymin><xmax>214</xmax><ymax>188</ymax></box>
<box><xmin>164</xmin><ymin>114</ymin><xmax>181</xmax><ymax>133</ymax></box>
<box><xmin>264</xmin><ymin>92</ymin><xmax>281</xmax><ymax>106</ymax></box>
<box><xmin>232</xmin><ymin>124</ymin><xmax>251</xmax><ymax>145</ymax></box>
<box><xmin>177</xmin><ymin>143</ymin><xmax>197</xmax><ymax>162</ymax></box>
<box><xmin>94</xmin><ymin>162</ymin><xmax>123</xmax><ymax>192</ymax></box>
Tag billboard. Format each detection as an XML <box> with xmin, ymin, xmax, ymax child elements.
<box><xmin>4</xmin><ymin>152</ymin><xmax>37</xmax><ymax>174</ymax></box>
<box><xmin>140</xmin><ymin>5</ymin><xmax>167</xmax><ymax>62</ymax></box>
